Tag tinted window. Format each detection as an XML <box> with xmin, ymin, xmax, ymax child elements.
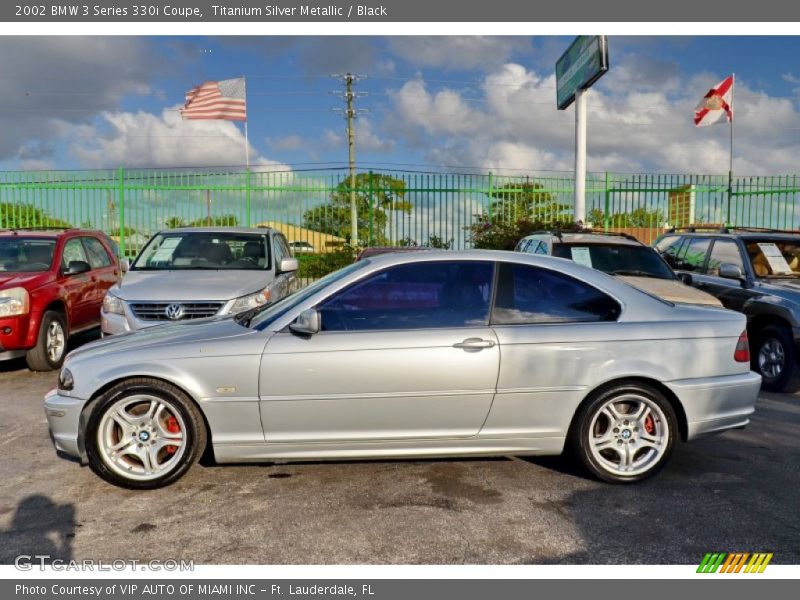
<box><xmin>707</xmin><ymin>239</ymin><xmax>744</xmax><ymax>276</ymax></box>
<box><xmin>61</xmin><ymin>238</ymin><xmax>89</xmax><ymax>269</ymax></box>
<box><xmin>318</xmin><ymin>261</ymin><xmax>494</xmax><ymax>331</ymax></box>
<box><xmin>82</xmin><ymin>237</ymin><xmax>113</xmax><ymax>268</ymax></box>
<box><xmin>492</xmin><ymin>263</ymin><xmax>621</xmax><ymax>325</ymax></box>
<box><xmin>654</xmin><ymin>235</ymin><xmax>686</xmax><ymax>270</ymax></box>
<box><xmin>552</xmin><ymin>243</ymin><xmax>674</xmax><ymax>279</ymax></box>
<box><xmin>0</xmin><ymin>238</ymin><xmax>55</xmax><ymax>272</ymax></box>
<box><xmin>676</xmin><ymin>238</ymin><xmax>711</xmax><ymax>273</ymax></box>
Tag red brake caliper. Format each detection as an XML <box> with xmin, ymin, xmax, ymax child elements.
<box><xmin>644</xmin><ymin>414</ymin><xmax>655</xmax><ymax>435</ymax></box>
<box><xmin>165</xmin><ymin>416</ymin><xmax>181</xmax><ymax>454</ymax></box>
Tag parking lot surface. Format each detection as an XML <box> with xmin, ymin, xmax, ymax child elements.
<box><xmin>1</xmin><ymin>336</ymin><xmax>798</xmax><ymax>565</ymax></box>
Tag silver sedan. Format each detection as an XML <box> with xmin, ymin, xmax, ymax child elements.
<box><xmin>45</xmin><ymin>251</ymin><xmax>761</xmax><ymax>489</ymax></box>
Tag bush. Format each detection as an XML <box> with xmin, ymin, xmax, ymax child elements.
<box><xmin>296</xmin><ymin>246</ymin><xmax>357</xmax><ymax>279</ymax></box>
<box><xmin>467</xmin><ymin>217</ymin><xmax>580</xmax><ymax>250</ymax></box>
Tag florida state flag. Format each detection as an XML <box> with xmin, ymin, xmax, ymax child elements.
<box><xmin>694</xmin><ymin>75</ymin><xmax>734</xmax><ymax>127</ymax></box>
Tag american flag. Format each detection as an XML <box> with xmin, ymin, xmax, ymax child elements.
<box><xmin>181</xmin><ymin>78</ymin><xmax>247</xmax><ymax>121</ymax></box>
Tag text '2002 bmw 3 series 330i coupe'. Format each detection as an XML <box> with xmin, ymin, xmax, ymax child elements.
<box><xmin>45</xmin><ymin>251</ymin><xmax>761</xmax><ymax>489</ymax></box>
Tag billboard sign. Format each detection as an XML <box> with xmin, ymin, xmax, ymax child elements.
<box><xmin>556</xmin><ymin>35</ymin><xmax>609</xmax><ymax>110</ymax></box>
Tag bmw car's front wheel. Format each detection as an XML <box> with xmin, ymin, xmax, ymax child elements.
<box><xmin>572</xmin><ymin>383</ymin><xmax>677</xmax><ymax>483</ymax></box>
<box><xmin>85</xmin><ymin>379</ymin><xmax>207</xmax><ymax>489</ymax></box>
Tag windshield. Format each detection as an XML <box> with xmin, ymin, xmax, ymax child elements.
<box><xmin>248</xmin><ymin>261</ymin><xmax>369</xmax><ymax>330</ymax></box>
<box><xmin>553</xmin><ymin>243</ymin><xmax>675</xmax><ymax>280</ymax></box>
<box><xmin>746</xmin><ymin>239</ymin><xmax>800</xmax><ymax>278</ymax></box>
<box><xmin>132</xmin><ymin>232</ymin><xmax>271</xmax><ymax>271</ymax></box>
<box><xmin>0</xmin><ymin>238</ymin><xmax>56</xmax><ymax>273</ymax></box>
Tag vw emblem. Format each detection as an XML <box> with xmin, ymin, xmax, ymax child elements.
<box><xmin>165</xmin><ymin>303</ymin><xmax>184</xmax><ymax>320</ymax></box>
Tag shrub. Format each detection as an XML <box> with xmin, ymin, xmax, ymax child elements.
<box><xmin>296</xmin><ymin>246</ymin><xmax>357</xmax><ymax>279</ymax></box>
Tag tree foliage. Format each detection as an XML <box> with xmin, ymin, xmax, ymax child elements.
<box><xmin>586</xmin><ymin>207</ymin><xmax>666</xmax><ymax>228</ymax></box>
<box><xmin>0</xmin><ymin>203</ymin><xmax>71</xmax><ymax>229</ymax></box>
<box><xmin>488</xmin><ymin>182</ymin><xmax>572</xmax><ymax>222</ymax></box>
<box><xmin>303</xmin><ymin>173</ymin><xmax>410</xmax><ymax>245</ymax></box>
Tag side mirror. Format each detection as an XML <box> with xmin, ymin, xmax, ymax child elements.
<box><xmin>120</xmin><ymin>258</ymin><xmax>130</xmax><ymax>273</ymax></box>
<box><xmin>64</xmin><ymin>260</ymin><xmax>91</xmax><ymax>276</ymax></box>
<box><xmin>278</xmin><ymin>257</ymin><xmax>299</xmax><ymax>273</ymax></box>
<box><xmin>289</xmin><ymin>309</ymin><xmax>320</xmax><ymax>336</ymax></box>
<box><xmin>677</xmin><ymin>272</ymin><xmax>693</xmax><ymax>285</ymax></box>
<box><xmin>719</xmin><ymin>263</ymin><xmax>744</xmax><ymax>280</ymax></box>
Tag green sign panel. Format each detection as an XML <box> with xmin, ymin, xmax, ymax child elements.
<box><xmin>556</xmin><ymin>35</ymin><xmax>609</xmax><ymax>110</ymax></box>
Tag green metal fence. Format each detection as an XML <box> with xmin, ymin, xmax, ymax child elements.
<box><xmin>1</xmin><ymin>167</ymin><xmax>798</xmax><ymax>256</ymax></box>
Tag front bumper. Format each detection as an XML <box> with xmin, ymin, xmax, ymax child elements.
<box><xmin>665</xmin><ymin>371</ymin><xmax>762</xmax><ymax>440</ymax></box>
<box><xmin>44</xmin><ymin>388</ymin><xmax>88</xmax><ymax>463</ymax></box>
<box><xmin>0</xmin><ymin>313</ymin><xmax>34</xmax><ymax>354</ymax></box>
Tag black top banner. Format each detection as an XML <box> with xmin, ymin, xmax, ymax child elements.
<box><xmin>2</xmin><ymin>0</ymin><xmax>799</xmax><ymax>22</ymax></box>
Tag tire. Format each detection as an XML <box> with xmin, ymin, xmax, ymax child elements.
<box><xmin>753</xmin><ymin>324</ymin><xmax>800</xmax><ymax>393</ymax></box>
<box><xmin>25</xmin><ymin>310</ymin><xmax>68</xmax><ymax>372</ymax></box>
<box><xmin>85</xmin><ymin>378</ymin><xmax>207</xmax><ymax>490</ymax></box>
<box><xmin>570</xmin><ymin>382</ymin><xmax>678</xmax><ymax>484</ymax></box>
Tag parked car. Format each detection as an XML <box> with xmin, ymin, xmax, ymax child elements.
<box><xmin>355</xmin><ymin>246</ymin><xmax>437</xmax><ymax>261</ymax></box>
<box><xmin>46</xmin><ymin>250</ymin><xmax>759</xmax><ymax>489</ymax></box>
<box><xmin>516</xmin><ymin>231</ymin><xmax>721</xmax><ymax>306</ymax></box>
<box><xmin>101</xmin><ymin>227</ymin><xmax>299</xmax><ymax>335</ymax></box>
<box><xmin>288</xmin><ymin>240</ymin><xmax>315</xmax><ymax>254</ymax></box>
<box><xmin>0</xmin><ymin>227</ymin><xmax>122</xmax><ymax>370</ymax></box>
<box><xmin>654</xmin><ymin>227</ymin><xmax>800</xmax><ymax>392</ymax></box>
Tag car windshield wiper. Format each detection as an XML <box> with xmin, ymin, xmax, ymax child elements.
<box><xmin>610</xmin><ymin>269</ymin><xmax>669</xmax><ymax>279</ymax></box>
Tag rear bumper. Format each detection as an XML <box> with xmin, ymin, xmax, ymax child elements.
<box><xmin>665</xmin><ymin>371</ymin><xmax>762</xmax><ymax>441</ymax></box>
<box><xmin>44</xmin><ymin>388</ymin><xmax>88</xmax><ymax>463</ymax></box>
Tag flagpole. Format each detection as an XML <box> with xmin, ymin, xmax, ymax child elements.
<box><xmin>728</xmin><ymin>73</ymin><xmax>735</xmax><ymax>225</ymax></box>
<box><xmin>243</xmin><ymin>75</ymin><xmax>251</xmax><ymax>227</ymax></box>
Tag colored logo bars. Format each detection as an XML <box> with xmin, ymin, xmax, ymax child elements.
<box><xmin>697</xmin><ymin>552</ymin><xmax>773</xmax><ymax>573</ymax></box>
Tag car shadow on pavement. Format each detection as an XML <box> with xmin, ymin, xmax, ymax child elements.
<box><xmin>0</xmin><ymin>494</ymin><xmax>76</xmax><ymax>565</ymax></box>
<box><xmin>0</xmin><ymin>329</ymin><xmax>100</xmax><ymax>374</ymax></box>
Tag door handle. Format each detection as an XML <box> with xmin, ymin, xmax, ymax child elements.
<box><xmin>453</xmin><ymin>338</ymin><xmax>495</xmax><ymax>350</ymax></box>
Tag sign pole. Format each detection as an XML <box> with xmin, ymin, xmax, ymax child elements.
<box><xmin>574</xmin><ymin>88</ymin><xmax>588</xmax><ymax>225</ymax></box>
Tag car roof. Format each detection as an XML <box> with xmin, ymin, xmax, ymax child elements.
<box><xmin>522</xmin><ymin>232</ymin><xmax>643</xmax><ymax>246</ymax></box>
<box><xmin>662</xmin><ymin>229</ymin><xmax>800</xmax><ymax>241</ymax></box>
<box><xmin>158</xmin><ymin>226</ymin><xmax>275</xmax><ymax>235</ymax></box>
<box><xmin>0</xmin><ymin>228</ymin><xmax>105</xmax><ymax>238</ymax></box>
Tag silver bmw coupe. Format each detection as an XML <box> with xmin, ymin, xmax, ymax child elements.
<box><xmin>45</xmin><ymin>251</ymin><xmax>761</xmax><ymax>489</ymax></box>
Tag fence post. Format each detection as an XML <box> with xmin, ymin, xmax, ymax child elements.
<box><xmin>368</xmin><ymin>170</ymin><xmax>374</xmax><ymax>246</ymax></box>
<box><xmin>487</xmin><ymin>172</ymin><xmax>494</xmax><ymax>224</ymax></box>
<box><xmin>603</xmin><ymin>171</ymin><xmax>610</xmax><ymax>232</ymax></box>
<box><xmin>245</xmin><ymin>166</ymin><xmax>252</xmax><ymax>227</ymax></box>
<box><xmin>117</xmin><ymin>167</ymin><xmax>126</xmax><ymax>257</ymax></box>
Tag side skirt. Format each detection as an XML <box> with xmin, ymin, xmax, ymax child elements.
<box><xmin>212</xmin><ymin>436</ymin><xmax>566</xmax><ymax>464</ymax></box>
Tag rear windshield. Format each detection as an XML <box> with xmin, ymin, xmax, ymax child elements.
<box><xmin>553</xmin><ymin>242</ymin><xmax>675</xmax><ymax>280</ymax></box>
<box><xmin>0</xmin><ymin>238</ymin><xmax>56</xmax><ymax>272</ymax></box>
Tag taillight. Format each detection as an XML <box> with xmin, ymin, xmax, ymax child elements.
<box><xmin>734</xmin><ymin>331</ymin><xmax>750</xmax><ymax>363</ymax></box>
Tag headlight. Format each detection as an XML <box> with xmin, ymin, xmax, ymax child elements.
<box><xmin>102</xmin><ymin>293</ymin><xmax>125</xmax><ymax>315</ymax></box>
<box><xmin>0</xmin><ymin>287</ymin><xmax>29</xmax><ymax>317</ymax></box>
<box><xmin>226</xmin><ymin>288</ymin><xmax>271</xmax><ymax>314</ymax></box>
<box><xmin>58</xmin><ymin>368</ymin><xmax>74</xmax><ymax>391</ymax></box>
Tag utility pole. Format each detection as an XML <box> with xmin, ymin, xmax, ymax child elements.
<box><xmin>332</xmin><ymin>73</ymin><xmax>367</xmax><ymax>247</ymax></box>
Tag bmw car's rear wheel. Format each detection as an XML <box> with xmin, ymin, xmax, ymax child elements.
<box><xmin>85</xmin><ymin>379</ymin><xmax>206</xmax><ymax>489</ymax></box>
<box><xmin>572</xmin><ymin>383</ymin><xmax>677</xmax><ymax>483</ymax></box>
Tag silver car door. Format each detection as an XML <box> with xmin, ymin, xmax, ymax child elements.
<box><xmin>259</xmin><ymin>260</ymin><xmax>499</xmax><ymax>442</ymax></box>
<box><xmin>482</xmin><ymin>262</ymin><xmax>622</xmax><ymax>439</ymax></box>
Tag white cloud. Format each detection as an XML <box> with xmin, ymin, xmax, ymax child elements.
<box><xmin>65</xmin><ymin>107</ymin><xmax>288</xmax><ymax>170</ymax></box>
<box><xmin>385</xmin><ymin>61</ymin><xmax>800</xmax><ymax>177</ymax></box>
<box><xmin>388</xmin><ymin>37</ymin><xmax>531</xmax><ymax>71</ymax></box>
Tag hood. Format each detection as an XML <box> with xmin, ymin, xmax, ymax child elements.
<box><xmin>67</xmin><ymin>317</ymin><xmax>256</xmax><ymax>362</ymax></box>
<box><xmin>0</xmin><ymin>271</ymin><xmax>55</xmax><ymax>291</ymax></box>
<box><xmin>113</xmin><ymin>269</ymin><xmax>271</xmax><ymax>302</ymax></box>
<box><xmin>754</xmin><ymin>278</ymin><xmax>800</xmax><ymax>305</ymax></box>
<box><xmin>618</xmin><ymin>276</ymin><xmax>723</xmax><ymax>307</ymax></box>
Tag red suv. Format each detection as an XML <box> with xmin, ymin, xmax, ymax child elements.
<box><xmin>0</xmin><ymin>228</ymin><xmax>122</xmax><ymax>371</ymax></box>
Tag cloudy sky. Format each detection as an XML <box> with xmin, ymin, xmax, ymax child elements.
<box><xmin>4</xmin><ymin>35</ymin><xmax>800</xmax><ymax>176</ymax></box>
